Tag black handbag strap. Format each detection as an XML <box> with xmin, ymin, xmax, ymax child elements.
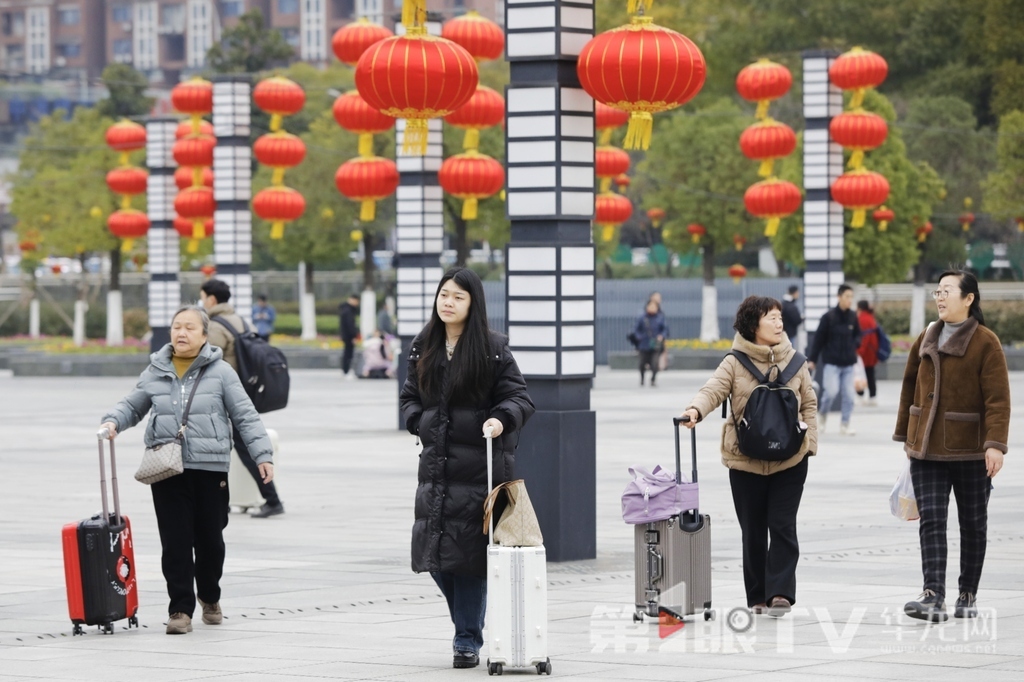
<box><xmin>177</xmin><ymin>365</ymin><xmax>209</xmax><ymax>438</ymax></box>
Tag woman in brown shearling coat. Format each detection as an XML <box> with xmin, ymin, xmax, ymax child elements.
<box><xmin>895</xmin><ymin>269</ymin><xmax>1010</xmax><ymax>623</ymax></box>
<box><xmin>680</xmin><ymin>296</ymin><xmax>817</xmax><ymax>618</ymax></box>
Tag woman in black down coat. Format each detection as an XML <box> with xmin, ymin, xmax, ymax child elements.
<box><xmin>400</xmin><ymin>267</ymin><xmax>535</xmax><ymax>670</ymax></box>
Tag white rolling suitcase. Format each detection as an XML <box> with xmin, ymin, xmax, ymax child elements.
<box><xmin>484</xmin><ymin>431</ymin><xmax>552</xmax><ymax>676</ymax></box>
<box><xmin>228</xmin><ymin>428</ymin><xmax>279</xmax><ymax>512</ymax></box>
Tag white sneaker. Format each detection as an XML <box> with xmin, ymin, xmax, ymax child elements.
<box><xmin>818</xmin><ymin>415</ymin><xmax>827</xmax><ymax>433</ymax></box>
<box><xmin>865</xmin><ymin>397</ymin><xmax>877</xmax><ymax>407</ymax></box>
<box><xmin>840</xmin><ymin>423</ymin><xmax>856</xmax><ymax>436</ymax></box>
<box><xmin>345</xmin><ymin>372</ymin><xmax>356</xmax><ymax>381</ymax></box>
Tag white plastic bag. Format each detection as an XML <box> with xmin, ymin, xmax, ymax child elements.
<box><xmin>890</xmin><ymin>459</ymin><xmax>919</xmax><ymax>521</ymax></box>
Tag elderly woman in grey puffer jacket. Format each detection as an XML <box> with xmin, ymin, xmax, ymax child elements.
<box><xmin>100</xmin><ymin>305</ymin><xmax>273</xmax><ymax>636</ymax></box>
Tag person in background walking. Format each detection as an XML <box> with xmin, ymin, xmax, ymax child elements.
<box><xmin>377</xmin><ymin>295</ymin><xmax>396</xmax><ymax>336</ymax></box>
<box><xmin>679</xmin><ymin>296</ymin><xmax>817</xmax><ymax>617</ymax></box>
<box><xmin>895</xmin><ymin>269</ymin><xmax>1010</xmax><ymax>622</ymax></box>
<box><xmin>856</xmin><ymin>300</ymin><xmax>879</xmax><ymax>406</ymax></box>
<box><xmin>806</xmin><ymin>284</ymin><xmax>861</xmax><ymax>435</ymax></box>
<box><xmin>633</xmin><ymin>298</ymin><xmax>668</xmax><ymax>387</ymax></box>
<box><xmin>252</xmin><ymin>294</ymin><xmax>276</xmax><ymax>342</ymax></box>
<box><xmin>201</xmin><ymin>279</ymin><xmax>285</xmax><ymax>518</ymax></box>
<box><xmin>100</xmin><ymin>305</ymin><xmax>274</xmax><ymax>634</ymax></box>
<box><xmin>400</xmin><ymin>267</ymin><xmax>535</xmax><ymax>669</ymax></box>
<box><xmin>339</xmin><ymin>293</ymin><xmax>360</xmax><ymax>380</ymax></box>
<box><xmin>782</xmin><ymin>285</ymin><xmax>803</xmax><ymax>352</ymax></box>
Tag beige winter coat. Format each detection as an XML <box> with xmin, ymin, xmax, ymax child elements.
<box><xmin>207</xmin><ymin>303</ymin><xmax>246</xmax><ymax>373</ymax></box>
<box><xmin>687</xmin><ymin>334</ymin><xmax>818</xmax><ymax>476</ymax></box>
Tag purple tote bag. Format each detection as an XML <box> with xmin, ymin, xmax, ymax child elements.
<box><xmin>621</xmin><ymin>465</ymin><xmax>699</xmax><ymax>524</ymax></box>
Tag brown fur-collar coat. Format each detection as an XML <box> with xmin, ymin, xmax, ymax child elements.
<box><xmin>893</xmin><ymin>317</ymin><xmax>1010</xmax><ymax>460</ymax></box>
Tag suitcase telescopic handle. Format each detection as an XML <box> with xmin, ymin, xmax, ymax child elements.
<box><xmin>96</xmin><ymin>427</ymin><xmax>123</xmax><ymax>529</ymax></box>
<box><xmin>672</xmin><ymin>416</ymin><xmax>698</xmax><ymax>485</ymax></box>
<box><xmin>484</xmin><ymin>426</ymin><xmax>494</xmax><ymax>547</ymax></box>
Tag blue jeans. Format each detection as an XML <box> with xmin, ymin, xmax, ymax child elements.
<box><xmin>431</xmin><ymin>571</ymin><xmax>486</xmax><ymax>654</ymax></box>
<box><xmin>821</xmin><ymin>363</ymin><xmax>856</xmax><ymax>424</ymax></box>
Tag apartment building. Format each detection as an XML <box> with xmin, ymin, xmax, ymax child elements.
<box><xmin>0</xmin><ymin>0</ymin><xmax>107</xmax><ymax>79</ymax></box>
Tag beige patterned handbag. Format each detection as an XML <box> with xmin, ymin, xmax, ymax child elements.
<box><xmin>483</xmin><ymin>479</ymin><xmax>544</xmax><ymax>547</ymax></box>
<box><xmin>134</xmin><ymin>366</ymin><xmax>208</xmax><ymax>485</ymax></box>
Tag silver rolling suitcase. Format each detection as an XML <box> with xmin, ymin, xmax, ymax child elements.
<box><xmin>634</xmin><ymin>417</ymin><xmax>714</xmax><ymax>623</ymax></box>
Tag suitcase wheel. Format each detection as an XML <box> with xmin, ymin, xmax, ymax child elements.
<box><xmin>129</xmin><ymin>616</ymin><xmax>139</xmax><ymax>629</ymax></box>
<box><xmin>632</xmin><ymin>611</ymin><xmax>643</xmax><ymax>623</ymax></box>
<box><xmin>704</xmin><ymin>608</ymin><xmax>716</xmax><ymax>621</ymax></box>
<box><xmin>488</xmin><ymin>661</ymin><xmax>503</xmax><ymax>675</ymax></box>
<box><xmin>98</xmin><ymin>622</ymin><xmax>114</xmax><ymax>635</ymax></box>
<box><xmin>536</xmin><ymin>658</ymin><xmax>552</xmax><ymax>675</ymax></box>
<box><xmin>72</xmin><ymin>624</ymin><xmax>83</xmax><ymax>636</ymax></box>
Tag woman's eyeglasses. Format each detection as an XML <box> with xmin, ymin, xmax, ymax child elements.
<box><xmin>931</xmin><ymin>289</ymin><xmax>959</xmax><ymax>300</ymax></box>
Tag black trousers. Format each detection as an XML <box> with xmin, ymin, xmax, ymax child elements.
<box><xmin>729</xmin><ymin>456</ymin><xmax>808</xmax><ymax>606</ymax></box>
<box><xmin>341</xmin><ymin>339</ymin><xmax>355</xmax><ymax>374</ymax></box>
<box><xmin>233</xmin><ymin>425</ymin><xmax>280</xmax><ymax>506</ymax></box>
<box><xmin>151</xmin><ymin>469</ymin><xmax>230</xmax><ymax>616</ymax></box>
<box><xmin>639</xmin><ymin>349</ymin><xmax>658</xmax><ymax>383</ymax></box>
<box><xmin>865</xmin><ymin>365</ymin><xmax>876</xmax><ymax>398</ymax></box>
<box><xmin>910</xmin><ymin>458</ymin><xmax>991</xmax><ymax>599</ymax></box>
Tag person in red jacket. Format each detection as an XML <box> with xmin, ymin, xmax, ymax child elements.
<box><xmin>857</xmin><ymin>300</ymin><xmax>879</xmax><ymax>406</ymax></box>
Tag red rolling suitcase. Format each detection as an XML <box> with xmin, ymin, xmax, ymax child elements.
<box><xmin>61</xmin><ymin>427</ymin><xmax>139</xmax><ymax>635</ymax></box>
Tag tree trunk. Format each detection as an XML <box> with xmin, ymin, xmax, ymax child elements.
<box><xmin>73</xmin><ymin>254</ymin><xmax>88</xmax><ymax>347</ymax></box>
<box><xmin>644</xmin><ymin>227</ymin><xmax>662</xmax><ymax>276</ymax></box>
<box><xmin>300</xmin><ymin>261</ymin><xmax>317</xmax><ymax>340</ymax></box>
<box><xmin>362</xmin><ymin>230</ymin><xmax>376</xmax><ymax>290</ymax></box>
<box><xmin>443</xmin><ymin>197</ymin><xmax>470</xmax><ymax>267</ymax></box>
<box><xmin>106</xmin><ymin>248</ymin><xmax>123</xmax><ymax>345</ymax></box>
<box><xmin>699</xmin><ymin>241</ymin><xmax>719</xmax><ymax>341</ymax></box>
<box><xmin>665</xmin><ymin>249</ymin><xmax>673</xmax><ymax>277</ymax></box>
<box><xmin>910</xmin><ymin>254</ymin><xmax>927</xmax><ymax>336</ymax></box>
<box><xmin>29</xmin><ymin>271</ymin><xmax>40</xmax><ymax>338</ymax></box>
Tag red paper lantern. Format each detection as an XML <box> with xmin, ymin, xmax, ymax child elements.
<box><xmin>253</xmin><ymin>186</ymin><xmax>306</xmax><ymax>239</ymax></box>
<box><xmin>595</xmin><ymin>102</ymin><xmax>630</xmax><ymax>145</ymax></box>
<box><xmin>438</xmin><ymin>152</ymin><xmax>505</xmax><ymax>220</ymax></box>
<box><xmin>744</xmin><ymin>179</ymin><xmax>802</xmax><ymax>236</ymax></box>
<box><xmin>444</xmin><ymin>85</ymin><xmax>505</xmax><ymax>151</ymax></box>
<box><xmin>831</xmin><ymin>170</ymin><xmax>890</xmax><ymax>227</ymax></box>
<box><xmin>596</xmin><ymin>146</ymin><xmax>631</xmax><ymax>180</ymax></box>
<box><xmin>174</xmin><ymin>216</ymin><xmax>214</xmax><ymax>253</ymax></box>
<box><xmin>739</xmin><ymin>119</ymin><xmax>797</xmax><ymax>177</ymax></box>
<box><xmin>174</xmin><ymin>166</ymin><xmax>214</xmax><ymax>191</ymax></box>
<box><xmin>687</xmin><ymin>223</ymin><xmax>707</xmax><ymax>243</ymax></box>
<box><xmin>200</xmin><ymin>264</ymin><xmax>217</xmax><ymax>277</ymax></box>
<box><xmin>872</xmin><ymin>206</ymin><xmax>895</xmax><ymax>231</ymax></box>
<box><xmin>175</xmin><ymin>120</ymin><xmax>214</xmax><ymax>139</ymax></box>
<box><xmin>253</xmin><ymin>77</ymin><xmax>306</xmax><ymax>132</ymax></box>
<box><xmin>254</xmin><ymin>132</ymin><xmax>307</xmax><ymax>169</ymax></box>
<box><xmin>174</xmin><ymin>186</ymin><xmax>216</xmax><ymax>220</ymax></box>
<box><xmin>647</xmin><ymin>207</ymin><xmax>666</xmax><ymax>227</ymax></box>
<box><xmin>173</xmin><ymin>135</ymin><xmax>216</xmax><ymax>167</ymax></box>
<box><xmin>335</xmin><ymin>156</ymin><xmax>400</xmax><ymax>222</ymax></box>
<box><xmin>728</xmin><ymin>264</ymin><xmax>748</xmax><ymax>283</ymax></box>
<box><xmin>171</xmin><ymin>77</ymin><xmax>213</xmax><ymax>115</ymax></box>
<box><xmin>332</xmin><ymin>17</ymin><xmax>393</xmax><ymax>66</ymax></box>
<box><xmin>441</xmin><ymin>10</ymin><xmax>504</xmax><ymax>62</ymax></box>
<box><xmin>333</xmin><ymin>90</ymin><xmax>396</xmax><ymax>134</ymax></box>
<box><xmin>355</xmin><ymin>32</ymin><xmax>479</xmax><ymax>154</ymax></box>
<box><xmin>578</xmin><ymin>16</ymin><xmax>706</xmax><ymax>150</ymax></box>
<box><xmin>19</xmin><ymin>239</ymin><xmax>37</xmax><ymax>252</ymax></box>
<box><xmin>595</xmin><ymin>192</ymin><xmax>633</xmax><ymax>227</ymax></box>
<box><xmin>733</xmin><ymin>234</ymin><xmax>747</xmax><ymax>251</ymax></box>
<box><xmin>614</xmin><ymin>174</ymin><xmax>631</xmax><ymax>190</ymax></box>
<box><xmin>106</xmin><ymin>166</ymin><xmax>149</xmax><ymax>196</ymax></box>
<box><xmin>916</xmin><ymin>221</ymin><xmax>933</xmax><ymax>243</ymax></box>
<box><xmin>736</xmin><ymin>59</ymin><xmax>793</xmax><ymax>119</ymax></box>
<box><xmin>105</xmin><ymin>119</ymin><xmax>147</xmax><ymax>153</ymax></box>
<box><xmin>829</xmin><ymin>110</ymin><xmax>888</xmax><ymax>169</ymax></box>
<box><xmin>828</xmin><ymin>47</ymin><xmax>888</xmax><ymax>108</ymax></box>
<box><xmin>107</xmin><ymin>209</ymin><xmax>150</xmax><ymax>251</ymax></box>
<box><xmin>960</xmin><ymin>212</ymin><xmax>975</xmax><ymax>232</ymax></box>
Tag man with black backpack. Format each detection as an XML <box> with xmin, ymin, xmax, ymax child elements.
<box><xmin>202</xmin><ymin>279</ymin><xmax>286</xmax><ymax>518</ymax></box>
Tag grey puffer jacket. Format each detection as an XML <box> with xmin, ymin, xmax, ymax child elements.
<box><xmin>102</xmin><ymin>343</ymin><xmax>273</xmax><ymax>472</ymax></box>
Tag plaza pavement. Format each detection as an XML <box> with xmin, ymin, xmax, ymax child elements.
<box><xmin>1</xmin><ymin>365</ymin><xmax>1023</xmax><ymax>681</ymax></box>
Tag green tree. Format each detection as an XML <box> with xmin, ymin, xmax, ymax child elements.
<box><xmin>206</xmin><ymin>10</ymin><xmax>294</xmax><ymax>74</ymax></box>
<box><xmin>982</xmin><ymin>110</ymin><xmax>1024</xmax><ymax>221</ymax></box>
<box><xmin>96</xmin><ymin>63</ymin><xmax>155</xmax><ymax>118</ymax></box>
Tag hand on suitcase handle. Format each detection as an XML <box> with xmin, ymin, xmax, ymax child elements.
<box><xmin>482</xmin><ymin>418</ymin><xmax>503</xmax><ymax>438</ymax></box>
<box><xmin>676</xmin><ymin>410</ymin><xmax>699</xmax><ymax>429</ymax></box>
<box><xmin>98</xmin><ymin>423</ymin><xmax>117</xmax><ymax>439</ymax></box>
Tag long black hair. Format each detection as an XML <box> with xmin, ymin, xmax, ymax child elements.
<box><xmin>938</xmin><ymin>268</ymin><xmax>985</xmax><ymax>326</ymax></box>
<box><xmin>416</xmin><ymin>267</ymin><xmax>494</xmax><ymax>405</ymax></box>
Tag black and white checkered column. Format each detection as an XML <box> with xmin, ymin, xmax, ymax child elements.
<box><xmin>395</xmin><ymin>19</ymin><xmax>445</xmax><ymax>426</ymax></box>
<box><xmin>802</xmin><ymin>50</ymin><xmax>844</xmax><ymax>337</ymax></box>
<box><xmin>504</xmin><ymin>0</ymin><xmax>596</xmax><ymax>562</ymax></box>
<box><xmin>212</xmin><ymin>75</ymin><xmax>254</xmax><ymax>316</ymax></box>
<box><xmin>146</xmin><ymin>117</ymin><xmax>180</xmax><ymax>352</ymax></box>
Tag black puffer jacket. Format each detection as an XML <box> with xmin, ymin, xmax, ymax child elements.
<box><xmin>400</xmin><ymin>331</ymin><xmax>535</xmax><ymax>578</ymax></box>
<box><xmin>807</xmin><ymin>306</ymin><xmax>861</xmax><ymax>367</ymax></box>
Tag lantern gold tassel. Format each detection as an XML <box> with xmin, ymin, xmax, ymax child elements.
<box><xmin>360</xmin><ymin>200</ymin><xmax>376</xmax><ymax>222</ymax></box>
<box><xmin>755</xmin><ymin>99</ymin><xmax>770</xmax><ymax>120</ymax></box>
<box><xmin>599</xmin><ymin>127</ymin><xmax>613</xmax><ymax>146</ymax></box>
<box><xmin>402</xmin><ymin>119</ymin><xmax>429</xmax><ymax>155</ymax></box>
<box><xmin>849</xmin><ymin>88</ymin><xmax>865</xmax><ymax>110</ymax></box>
<box><xmin>758</xmin><ymin>159</ymin><xmax>774</xmax><ymax>178</ymax></box>
<box><xmin>269</xmin><ymin>113</ymin><xmax>283</xmax><ymax>133</ymax></box>
<box><xmin>878</xmin><ymin>219</ymin><xmax>889</xmax><ymax>231</ymax></box>
<box><xmin>764</xmin><ymin>218</ymin><xmax>780</xmax><ymax>238</ymax></box>
<box><xmin>271</xmin><ymin>167</ymin><xmax>286</xmax><ymax>186</ymax></box>
<box><xmin>121</xmin><ymin>238</ymin><xmax>134</xmax><ymax>253</ymax></box>
<box><xmin>401</xmin><ymin>0</ymin><xmax>426</xmax><ymax>28</ymax></box>
<box><xmin>851</xmin><ymin>209</ymin><xmax>867</xmax><ymax>228</ymax></box>
<box><xmin>192</xmin><ymin>221</ymin><xmax>207</xmax><ymax>240</ymax></box>
<box><xmin>623</xmin><ymin>112</ymin><xmax>653</xmax><ymax>150</ymax></box>
<box><xmin>463</xmin><ymin>128</ymin><xmax>480</xmax><ymax>151</ymax></box>
<box><xmin>626</xmin><ymin>0</ymin><xmax>654</xmax><ymax>15</ymax></box>
<box><xmin>848</xmin><ymin>149</ymin><xmax>864</xmax><ymax>170</ymax></box>
<box><xmin>600</xmin><ymin>177</ymin><xmax>612</xmax><ymax>193</ymax></box>
<box><xmin>461</xmin><ymin>198</ymin><xmax>478</xmax><ymax>220</ymax></box>
<box><xmin>358</xmin><ymin>133</ymin><xmax>374</xmax><ymax>158</ymax></box>
<box><xmin>187</xmin><ymin>239</ymin><xmax>199</xmax><ymax>254</ymax></box>
<box><xmin>121</xmin><ymin>195</ymin><xmax>132</xmax><ymax>210</ymax></box>
<box><xmin>270</xmin><ymin>221</ymin><xmax>285</xmax><ymax>239</ymax></box>
<box><xmin>601</xmin><ymin>225</ymin><xmax>614</xmax><ymax>242</ymax></box>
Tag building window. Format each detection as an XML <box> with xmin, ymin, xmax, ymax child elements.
<box><xmin>221</xmin><ymin>1</ymin><xmax>243</xmax><ymax>17</ymax></box>
<box><xmin>280</xmin><ymin>27</ymin><xmax>299</xmax><ymax>48</ymax></box>
<box><xmin>113</xmin><ymin>38</ymin><xmax>132</xmax><ymax>56</ymax></box>
<box><xmin>278</xmin><ymin>0</ymin><xmax>300</xmax><ymax>14</ymax></box>
<box><xmin>112</xmin><ymin>4</ymin><xmax>132</xmax><ymax>23</ymax></box>
<box><xmin>2</xmin><ymin>12</ymin><xmax>26</xmax><ymax>37</ymax></box>
<box><xmin>58</xmin><ymin>8</ymin><xmax>80</xmax><ymax>26</ymax></box>
<box><xmin>56</xmin><ymin>42</ymin><xmax>81</xmax><ymax>58</ymax></box>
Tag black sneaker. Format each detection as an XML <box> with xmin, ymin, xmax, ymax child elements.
<box><xmin>954</xmin><ymin>592</ymin><xmax>978</xmax><ymax>619</ymax></box>
<box><xmin>453</xmin><ymin>651</ymin><xmax>479</xmax><ymax>669</ymax></box>
<box><xmin>904</xmin><ymin>589</ymin><xmax>948</xmax><ymax>622</ymax></box>
<box><xmin>251</xmin><ymin>502</ymin><xmax>285</xmax><ymax>518</ymax></box>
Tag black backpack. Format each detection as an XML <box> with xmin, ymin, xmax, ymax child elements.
<box><xmin>211</xmin><ymin>317</ymin><xmax>290</xmax><ymax>413</ymax></box>
<box><xmin>725</xmin><ymin>350</ymin><xmax>808</xmax><ymax>461</ymax></box>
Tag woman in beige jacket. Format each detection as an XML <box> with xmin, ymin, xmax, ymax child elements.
<box><xmin>680</xmin><ymin>296</ymin><xmax>817</xmax><ymax>617</ymax></box>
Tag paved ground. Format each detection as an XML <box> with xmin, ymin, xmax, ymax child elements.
<box><xmin>1</xmin><ymin>365</ymin><xmax>1023</xmax><ymax>681</ymax></box>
